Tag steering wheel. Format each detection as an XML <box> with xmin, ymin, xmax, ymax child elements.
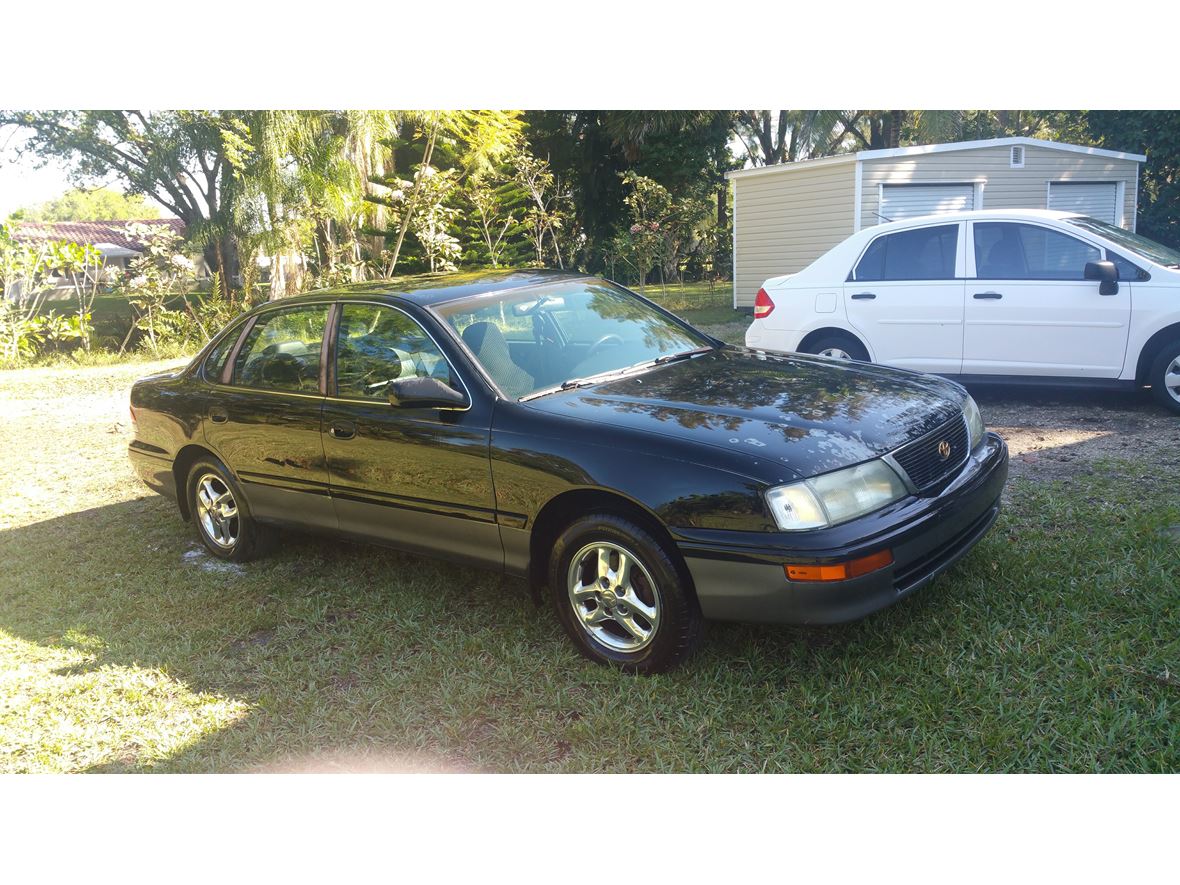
<box><xmin>585</xmin><ymin>333</ymin><xmax>624</xmax><ymax>360</ymax></box>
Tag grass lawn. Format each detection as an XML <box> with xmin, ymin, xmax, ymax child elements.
<box><xmin>1</xmin><ymin>333</ymin><xmax>1178</xmax><ymax>773</ymax></box>
<box><xmin>641</xmin><ymin>280</ymin><xmax>748</xmax><ymax>343</ymax></box>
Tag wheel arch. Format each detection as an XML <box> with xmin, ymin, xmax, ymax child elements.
<box><xmin>1134</xmin><ymin>323</ymin><xmax>1180</xmax><ymax>385</ymax></box>
<box><xmin>797</xmin><ymin>326</ymin><xmax>873</xmax><ymax>360</ymax></box>
<box><xmin>527</xmin><ymin>487</ymin><xmax>695</xmax><ymax>599</ymax></box>
<box><xmin>172</xmin><ymin>443</ymin><xmax>220</xmax><ymax>521</ymax></box>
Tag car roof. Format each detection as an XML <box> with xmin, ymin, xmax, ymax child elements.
<box><xmin>259</xmin><ymin>269</ymin><xmax>594</xmax><ymax>309</ymax></box>
<box><xmin>865</xmin><ymin>208</ymin><xmax>1082</xmax><ymax>234</ymax></box>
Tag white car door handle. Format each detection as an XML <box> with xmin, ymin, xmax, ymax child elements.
<box><xmin>973</xmin><ymin>291</ymin><xmax>1003</xmax><ymax>300</ymax></box>
<box><xmin>850</xmin><ymin>292</ymin><xmax>876</xmax><ymax>300</ymax></box>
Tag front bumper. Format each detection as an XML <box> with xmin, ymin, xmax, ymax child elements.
<box><xmin>678</xmin><ymin>432</ymin><xmax>1008</xmax><ymax>625</ymax></box>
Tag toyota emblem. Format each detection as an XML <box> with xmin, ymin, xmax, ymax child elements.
<box><xmin>937</xmin><ymin>440</ymin><xmax>952</xmax><ymax>459</ymax></box>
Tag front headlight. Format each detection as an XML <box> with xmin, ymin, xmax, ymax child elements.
<box><xmin>963</xmin><ymin>395</ymin><xmax>985</xmax><ymax>451</ymax></box>
<box><xmin>765</xmin><ymin>459</ymin><xmax>908</xmax><ymax>531</ymax></box>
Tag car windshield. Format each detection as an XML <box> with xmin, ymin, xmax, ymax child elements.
<box><xmin>1064</xmin><ymin>216</ymin><xmax>1180</xmax><ymax>269</ymax></box>
<box><xmin>434</xmin><ymin>279</ymin><xmax>714</xmax><ymax>399</ymax></box>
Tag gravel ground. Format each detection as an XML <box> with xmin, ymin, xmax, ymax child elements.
<box><xmin>967</xmin><ymin>383</ymin><xmax>1180</xmax><ymax>481</ymax></box>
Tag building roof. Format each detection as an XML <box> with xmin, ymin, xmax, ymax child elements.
<box><xmin>726</xmin><ymin>136</ymin><xmax>1147</xmax><ymax>180</ymax></box>
<box><xmin>12</xmin><ymin>218</ymin><xmax>186</xmax><ymax>255</ymax></box>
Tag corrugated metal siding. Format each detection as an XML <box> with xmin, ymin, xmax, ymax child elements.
<box><xmin>880</xmin><ymin>183</ymin><xmax>975</xmax><ymax>221</ymax></box>
<box><xmin>1047</xmin><ymin>181</ymin><xmax>1119</xmax><ymax>223</ymax></box>
<box><xmin>732</xmin><ymin>161</ymin><xmax>855</xmax><ymax>307</ymax></box>
<box><xmin>860</xmin><ymin>144</ymin><xmax>1138</xmax><ymax>229</ymax></box>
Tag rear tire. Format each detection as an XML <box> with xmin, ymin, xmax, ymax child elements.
<box><xmin>800</xmin><ymin>333</ymin><xmax>870</xmax><ymax>362</ymax></box>
<box><xmin>186</xmin><ymin>457</ymin><xmax>274</xmax><ymax>562</ymax></box>
<box><xmin>548</xmin><ymin>514</ymin><xmax>703</xmax><ymax>674</ymax></box>
<box><xmin>1149</xmin><ymin>339</ymin><xmax>1180</xmax><ymax>415</ymax></box>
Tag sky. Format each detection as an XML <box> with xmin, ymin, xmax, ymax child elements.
<box><xmin>0</xmin><ymin>133</ymin><xmax>138</xmax><ymax>218</ymax></box>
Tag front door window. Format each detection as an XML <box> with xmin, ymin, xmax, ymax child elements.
<box><xmin>973</xmin><ymin>222</ymin><xmax>1101</xmax><ymax>280</ymax></box>
<box><xmin>334</xmin><ymin>304</ymin><xmax>457</xmax><ymax>401</ymax></box>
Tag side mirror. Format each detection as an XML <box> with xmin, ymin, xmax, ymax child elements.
<box><xmin>1084</xmin><ymin>260</ymin><xmax>1119</xmax><ymax>296</ymax></box>
<box><xmin>387</xmin><ymin>375</ymin><xmax>468</xmax><ymax>409</ymax></box>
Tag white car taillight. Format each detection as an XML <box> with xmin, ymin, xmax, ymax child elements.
<box><xmin>754</xmin><ymin>287</ymin><xmax>775</xmax><ymax>319</ymax></box>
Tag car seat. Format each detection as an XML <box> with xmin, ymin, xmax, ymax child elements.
<box><xmin>979</xmin><ymin>236</ymin><xmax>1026</xmax><ymax>279</ymax></box>
<box><xmin>461</xmin><ymin>322</ymin><xmax>534</xmax><ymax>398</ymax></box>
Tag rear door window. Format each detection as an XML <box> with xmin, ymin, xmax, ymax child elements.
<box><xmin>853</xmin><ymin>224</ymin><xmax>958</xmax><ymax>281</ymax></box>
<box><xmin>231</xmin><ymin>305</ymin><xmax>327</xmax><ymax>393</ymax></box>
<box><xmin>202</xmin><ymin>321</ymin><xmax>244</xmax><ymax>381</ymax></box>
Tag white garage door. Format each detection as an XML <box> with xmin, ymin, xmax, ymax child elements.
<box><xmin>879</xmin><ymin>183</ymin><xmax>975</xmax><ymax>223</ymax></box>
<box><xmin>1047</xmin><ymin>182</ymin><xmax>1119</xmax><ymax>224</ymax></box>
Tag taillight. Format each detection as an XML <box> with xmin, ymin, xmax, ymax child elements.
<box><xmin>129</xmin><ymin>404</ymin><xmax>138</xmax><ymax>430</ymax></box>
<box><xmin>754</xmin><ymin>287</ymin><xmax>775</xmax><ymax>319</ymax></box>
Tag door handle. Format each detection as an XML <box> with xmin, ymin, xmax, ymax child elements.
<box><xmin>210</xmin><ymin>408</ymin><xmax>228</xmax><ymax>424</ymax></box>
<box><xmin>850</xmin><ymin>292</ymin><xmax>876</xmax><ymax>300</ymax></box>
<box><xmin>329</xmin><ymin>421</ymin><xmax>356</xmax><ymax>440</ymax></box>
<box><xmin>973</xmin><ymin>292</ymin><xmax>1003</xmax><ymax>300</ymax></box>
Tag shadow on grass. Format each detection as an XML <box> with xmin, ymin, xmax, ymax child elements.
<box><xmin>0</xmin><ymin>496</ymin><xmax>932</xmax><ymax>773</ymax></box>
<box><xmin>3</xmin><ymin>462</ymin><xmax>1176</xmax><ymax>773</ymax></box>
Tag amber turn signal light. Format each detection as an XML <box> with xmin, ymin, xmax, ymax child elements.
<box><xmin>784</xmin><ymin>549</ymin><xmax>894</xmax><ymax>582</ymax></box>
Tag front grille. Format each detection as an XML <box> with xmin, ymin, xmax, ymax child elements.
<box><xmin>891</xmin><ymin>414</ymin><xmax>969</xmax><ymax>492</ymax></box>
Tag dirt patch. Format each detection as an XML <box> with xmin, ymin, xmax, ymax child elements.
<box><xmin>182</xmin><ymin>546</ymin><xmax>246</xmax><ymax>576</ymax></box>
<box><xmin>969</xmin><ymin>383</ymin><xmax>1180</xmax><ymax>481</ymax></box>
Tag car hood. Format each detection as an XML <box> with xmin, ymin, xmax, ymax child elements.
<box><xmin>524</xmin><ymin>347</ymin><xmax>965</xmax><ymax>478</ymax></box>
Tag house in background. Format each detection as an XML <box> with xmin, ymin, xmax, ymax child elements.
<box><xmin>727</xmin><ymin>137</ymin><xmax>1147</xmax><ymax>308</ymax></box>
<box><xmin>9</xmin><ymin>218</ymin><xmax>203</xmax><ymax>298</ymax></box>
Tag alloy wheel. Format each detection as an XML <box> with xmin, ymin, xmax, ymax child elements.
<box><xmin>566</xmin><ymin>542</ymin><xmax>661</xmax><ymax>653</ymax></box>
<box><xmin>195</xmin><ymin>472</ymin><xmax>239</xmax><ymax>550</ymax></box>
<box><xmin>1165</xmin><ymin>355</ymin><xmax>1180</xmax><ymax>404</ymax></box>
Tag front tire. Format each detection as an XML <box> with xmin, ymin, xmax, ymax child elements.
<box><xmin>187</xmin><ymin>457</ymin><xmax>273</xmax><ymax>562</ymax></box>
<box><xmin>549</xmin><ymin>514</ymin><xmax>703</xmax><ymax>674</ymax></box>
<box><xmin>1148</xmin><ymin>339</ymin><xmax>1180</xmax><ymax>415</ymax></box>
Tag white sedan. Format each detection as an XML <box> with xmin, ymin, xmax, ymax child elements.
<box><xmin>745</xmin><ymin>209</ymin><xmax>1180</xmax><ymax>413</ymax></box>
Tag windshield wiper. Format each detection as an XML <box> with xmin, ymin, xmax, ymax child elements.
<box><xmin>519</xmin><ymin>348</ymin><xmax>716</xmax><ymax>402</ymax></box>
<box><xmin>653</xmin><ymin>346</ymin><xmax>716</xmax><ymax>366</ymax></box>
<box><xmin>518</xmin><ymin>369</ymin><xmax>625</xmax><ymax>402</ymax></box>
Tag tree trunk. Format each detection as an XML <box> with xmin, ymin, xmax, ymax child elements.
<box><xmin>315</xmin><ymin>219</ymin><xmax>335</xmax><ymax>273</ymax></box>
<box><xmin>204</xmin><ymin>237</ymin><xmax>241</xmax><ymax>290</ymax></box>
<box><xmin>870</xmin><ymin>116</ymin><xmax>883</xmax><ymax>149</ymax></box>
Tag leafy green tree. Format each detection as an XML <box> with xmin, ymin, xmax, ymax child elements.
<box><xmin>117</xmin><ymin>222</ymin><xmax>197</xmax><ymax>355</ymax></box>
<box><xmin>613</xmin><ymin>172</ymin><xmax>672</xmax><ymax>294</ymax></box>
<box><xmin>0</xmin><ymin>223</ymin><xmax>54</xmax><ymax>362</ymax></box>
<box><xmin>525</xmin><ymin>111</ymin><xmax>734</xmax><ymax>274</ymax></box>
<box><xmin>461</xmin><ymin>169</ymin><xmax>528</xmax><ymax>268</ymax></box>
<box><xmin>49</xmin><ymin>240</ymin><xmax>105</xmax><ymax>351</ymax></box>
<box><xmin>13</xmin><ymin>188</ymin><xmax>160</xmax><ymax>222</ymax></box>
<box><xmin>612</xmin><ymin>172</ymin><xmax>714</xmax><ymax>293</ymax></box>
<box><xmin>513</xmin><ymin>150</ymin><xmax>575</xmax><ymax>268</ymax></box>
<box><xmin>0</xmin><ymin>111</ymin><xmax>251</xmax><ymax>283</ymax></box>
<box><xmin>1082</xmin><ymin>111</ymin><xmax>1180</xmax><ymax>248</ymax></box>
<box><xmin>244</xmin><ymin>110</ymin><xmax>402</xmax><ymax>290</ymax></box>
<box><xmin>367</xmin><ymin>111</ymin><xmax>524</xmax><ymax>275</ymax></box>
<box><xmin>408</xmin><ymin>167</ymin><xmax>461</xmax><ymax>272</ymax></box>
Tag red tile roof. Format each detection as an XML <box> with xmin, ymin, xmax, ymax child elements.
<box><xmin>12</xmin><ymin>218</ymin><xmax>186</xmax><ymax>252</ymax></box>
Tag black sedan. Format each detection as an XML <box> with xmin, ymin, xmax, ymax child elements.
<box><xmin>128</xmin><ymin>270</ymin><xmax>1008</xmax><ymax>673</ymax></box>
